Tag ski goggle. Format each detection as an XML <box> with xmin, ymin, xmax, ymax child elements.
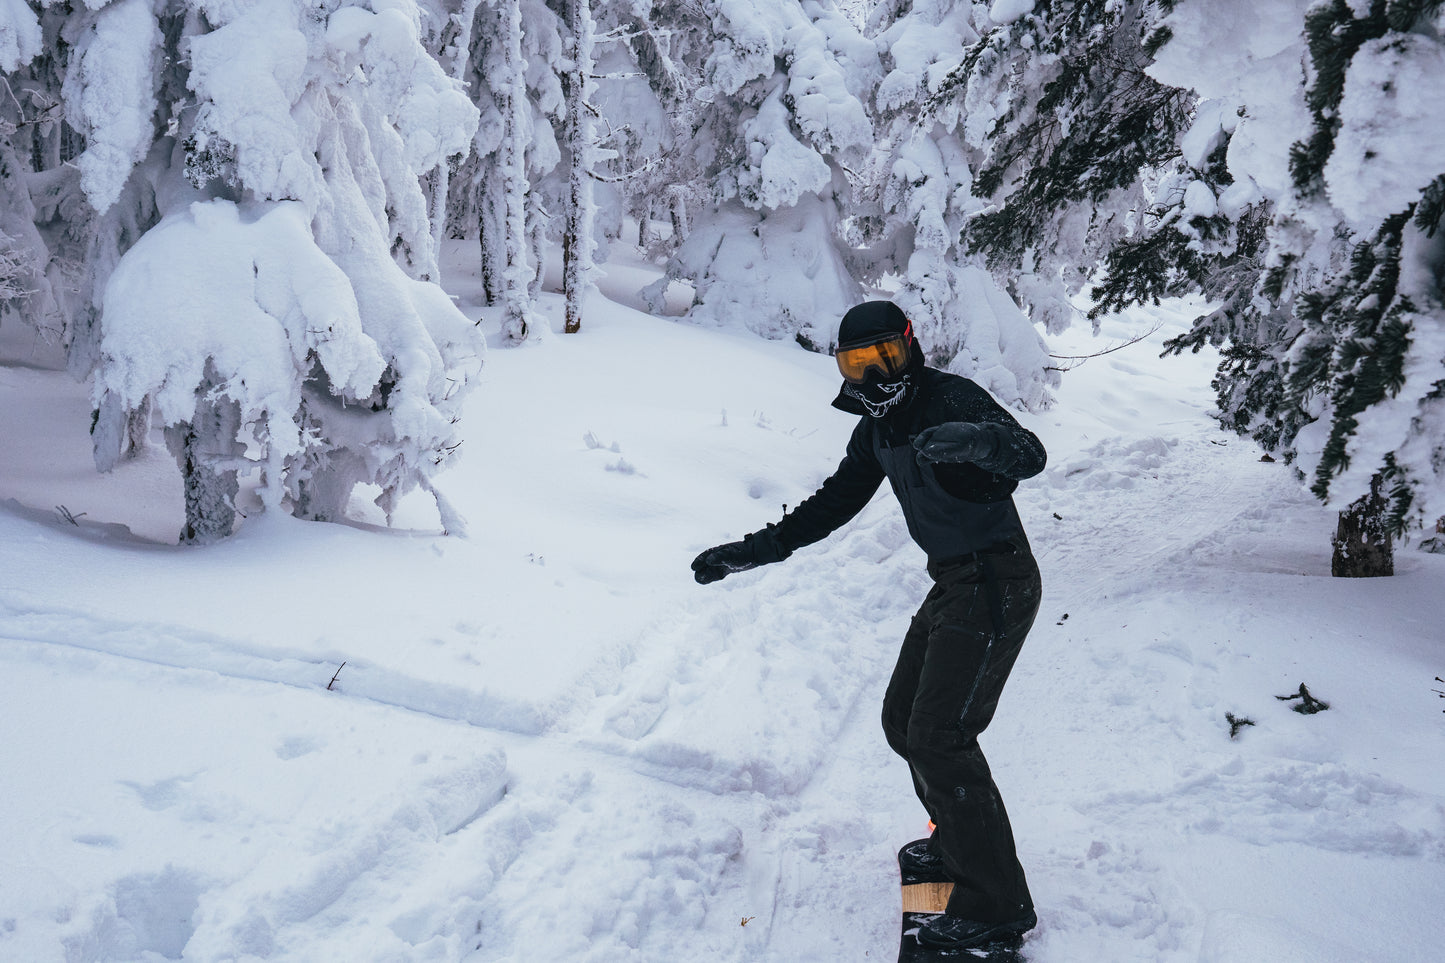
<box><xmin>835</xmin><ymin>323</ymin><xmax>913</xmax><ymax>383</ymax></box>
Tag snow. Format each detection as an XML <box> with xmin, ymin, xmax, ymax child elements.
<box><xmin>933</xmin><ymin>263</ymin><xmax>1051</xmax><ymax>410</ymax></box>
<box><xmin>987</xmin><ymin>0</ymin><xmax>1036</xmax><ymax>26</ymax></box>
<box><xmin>60</xmin><ymin>0</ymin><xmax>160</xmax><ymax>214</ymax></box>
<box><xmin>1182</xmin><ymin>180</ymin><xmax>1218</xmax><ymax>219</ymax></box>
<box><xmin>95</xmin><ymin>199</ymin><xmax>383</xmax><ymax>431</ymax></box>
<box><xmin>3</xmin><ymin>243</ymin><xmax>1445</xmax><ymax>961</ymax></box>
<box><xmin>736</xmin><ymin>89</ymin><xmax>833</xmax><ymax>210</ymax></box>
<box><xmin>1179</xmin><ymin>99</ymin><xmax>1234</xmax><ymax>172</ymax></box>
<box><xmin>0</xmin><ymin>0</ymin><xmax>40</xmax><ymax>73</ymax></box>
<box><xmin>1148</xmin><ymin>0</ymin><xmax>1316</xmax><ymax>200</ymax></box>
<box><xmin>1325</xmin><ymin>33</ymin><xmax>1445</xmax><ymax>232</ymax></box>
<box><xmin>647</xmin><ymin>195</ymin><xmax>862</xmax><ymax>349</ymax></box>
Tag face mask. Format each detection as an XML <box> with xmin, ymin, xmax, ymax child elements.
<box><xmin>843</xmin><ymin>375</ymin><xmax>913</xmax><ymax>418</ymax></box>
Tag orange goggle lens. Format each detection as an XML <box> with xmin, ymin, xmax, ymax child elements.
<box><xmin>835</xmin><ymin>334</ymin><xmax>911</xmax><ymax>383</ymax></box>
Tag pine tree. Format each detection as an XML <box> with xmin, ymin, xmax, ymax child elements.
<box><xmin>926</xmin><ymin>0</ymin><xmax>1192</xmax><ymax>334</ymax></box>
<box><xmin>2</xmin><ymin>0</ymin><xmax>484</xmax><ymax>542</ymax></box>
<box><xmin>638</xmin><ymin>0</ymin><xmax>877</xmax><ymax>350</ymax></box>
<box><xmin>1130</xmin><ymin>0</ymin><xmax>1445</xmax><ymax>575</ymax></box>
<box><xmin>862</xmin><ymin>0</ymin><xmax>1057</xmax><ymax>410</ymax></box>
<box><xmin>448</xmin><ymin>0</ymin><xmax>574</xmax><ymax>340</ymax></box>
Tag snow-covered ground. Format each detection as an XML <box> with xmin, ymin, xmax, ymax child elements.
<box><xmin>2</xmin><ymin>244</ymin><xmax>1443</xmax><ymax>962</ymax></box>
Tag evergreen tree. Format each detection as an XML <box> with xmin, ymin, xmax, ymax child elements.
<box><xmin>925</xmin><ymin>0</ymin><xmax>1192</xmax><ymax>334</ymax></box>
<box><xmin>639</xmin><ymin>0</ymin><xmax>879</xmax><ymax>351</ymax></box>
<box><xmin>1</xmin><ymin>0</ymin><xmax>484</xmax><ymax>542</ymax></box>
<box><xmin>1143</xmin><ymin>0</ymin><xmax>1445</xmax><ymax>575</ymax></box>
<box><xmin>449</xmin><ymin>0</ymin><xmax>563</xmax><ymax>336</ymax></box>
<box><xmin>863</xmin><ymin>0</ymin><xmax>1056</xmax><ymax>410</ymax></box>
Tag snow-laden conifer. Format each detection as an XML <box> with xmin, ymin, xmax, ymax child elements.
<box><xmin>448</xmin><ymin>0</ymin><xmax>562</xmax><ymax>341</ymax></box>
<box><xmin>866</xmin><ymin>0</ymin><xmax>1055</xmax><ymax>410</ymax></box>
<box><xmin>5</xmin><ymin>0</ymin><xmax>482</xmax><ymax>541</ymax></box>
<box><xmin>925</xmin><ymin>0</ymin><xmax>1190</xmax><ymax>337</ymax></box>
<box><xmin>1136</xmin><ymin>0</ymin><xmax>1445</xmax><ymax>574</ymax></box>
<box><xmin>641</xmin><ymin>0</ymin><xmax>878</xmax><ymax>350</ymax></box>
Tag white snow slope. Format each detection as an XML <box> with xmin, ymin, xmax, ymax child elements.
<box><xmin>1</xmin><ymin>242</ymin><xmax>1443</xmax><ymax>963</ymax></box>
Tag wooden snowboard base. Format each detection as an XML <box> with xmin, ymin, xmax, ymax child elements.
<box><xmin>902</xmin><ymin>880</ymin><xmax>953</xmax><ymax>914</ymax></box>
<box><xmin>898</xmin><ymin>870</ymin><xmax>1024</xmax><ymax>961</ymax></box>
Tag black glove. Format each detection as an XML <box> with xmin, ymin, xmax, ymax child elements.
<box><xmin>913</xmin><ymin>422</ymin><xmax>998</xmax><ymax>465</ymax></box>
<box><xmin>691</xmin><ymin>525</ymin><xmax>791</xmax><ymax>584</ymax></box>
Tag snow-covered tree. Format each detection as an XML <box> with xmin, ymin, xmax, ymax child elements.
<box><xmin>447</xmin><ymin>0</ymin><xmax>564</xmax><ymax>342</ymax></box>
<box><xmin>3</xmin><ymin>0</ymin><xmax>482</xmax><ymax>542</ymax></box>
<box><xmin>0</xmin><ymin>1</ymin><xmax>57</xmax><ymax>334</ymax></box>
<box><xmin>590</xmin><ymin>3</ymin><xmax>694</xmax><ymax>255</ymax></box>
<box><xmin>640</xmin><ymin>0</ymin><xmax>879</xmax><ymax>351</ymax></box>
<box><xmin>443</xmin><ymin>0</ymin><xmax>683</xmax><ymax>332</ymax></box>
<box><xmin>923</xmin><ymin>0</ymin><xmax>1191</xmax><ymax>335</ymax></box>
<box><xmin>1</xmin><ymin>4</ymin><xmax>143</xmax><ymax>377</ymax></box>
<box><xmin>863</xmin><ymin>0</ymin><xmax>1057</xmax><ymax>410</ymax></box>
<box><xmin>1144</xmin><ymin>0</ymin><xmax>1445</xmax><ymax>576</ymax></box>
<box><xmin>417</xmin><ymin>0</ymin><xmax>485</xmax><ymax>260</ymax></box>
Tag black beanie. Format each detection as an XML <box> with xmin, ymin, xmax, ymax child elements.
<box><xmin>838</xmin><ymin>300</ymin><xmax>910</xmax><ymax>346</ymax></box>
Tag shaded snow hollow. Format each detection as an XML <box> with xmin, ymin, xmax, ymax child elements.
<box><xmin>1</xmin><ymin>243</ymin><xmax>1443</xmax><ymax>961</ymax></box>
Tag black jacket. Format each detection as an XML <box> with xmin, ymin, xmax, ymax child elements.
<box><xmin>772</xmin><ymin>368</ymin><xmax>1046</xmax><ymax>562</ymax></box>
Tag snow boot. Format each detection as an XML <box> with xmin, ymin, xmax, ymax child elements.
<box><xmin>916</xmin><ymin>909</ymin><xmax>1037</xmax><ymax>951</ymax></box>
<box><xmin>898</xmin><ymin>836</ymin><xmax>951</xmax><ymax>884</ymax></box>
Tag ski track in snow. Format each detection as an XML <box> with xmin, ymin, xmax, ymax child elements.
<box><xmin>4</xmin><ymin>288</ymin><xmax>1445</xmax><ymax>961</ymax></box>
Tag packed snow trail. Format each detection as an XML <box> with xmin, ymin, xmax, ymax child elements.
<box><xmin>2</xmin><ymin>278</ymin><xmax>1443</xmax><ymax>961</ymax></box>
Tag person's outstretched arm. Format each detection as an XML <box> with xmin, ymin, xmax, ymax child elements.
<box><xmin>692</xmin><ymin>422</ymin><xmax>885</xmax><ymax>584</ymax></box>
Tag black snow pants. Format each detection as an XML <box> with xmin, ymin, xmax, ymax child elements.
<box><xmin>881</xmin><ymin>534</ymin><xmax>1042</xmax><ymax>922</ymax></box>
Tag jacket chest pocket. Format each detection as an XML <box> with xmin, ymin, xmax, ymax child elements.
<box><xmin>876</xmin><ymin>442</ymin><xmax>929</xmax><ymax>508</ymax></box>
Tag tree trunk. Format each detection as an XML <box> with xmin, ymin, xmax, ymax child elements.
<box><xmin>499</xmin><ymin>0</ymin><xmax>537</xmax><ymax>341</ymax></box>
<box><xmin>479</xmin><ymin>192</ymin><xmax>501</xmax><ymax>306</ymax></box>
<box><xmin>1331</xmin><ymin>475</ymin><xmax>1394</xmax><ymax>577</ymax></box>
<box><xmin>164</xmin><ymin>374</ymin><xmax>244</xmax><ymax>544</ymax></box>
<box><xmin>562</xmin><ymin>0</ymin><xmax>596</xmax><ymax>334</ymax></box>
<box><xmin>92</xmin><ymin>391</ymin><xmax>152</xmax><ymax>472</ymax></box>
<box><xmin>429</xmin><ymin>0</ymin><xmax>482</xmax><ymax>263</ymax></box>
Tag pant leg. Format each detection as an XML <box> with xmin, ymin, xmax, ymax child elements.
<box><xmin>895</xmin><ymin>548</ymin><xmax>1042</xmax><ymax>921</ymax></box>
<box><xmin>881</xmin><ymin>593</ymin><xmax>939</xmax><ymax>821</ymax></box>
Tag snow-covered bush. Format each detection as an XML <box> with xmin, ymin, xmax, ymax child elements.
<box><xmin>655</xmin><ymin>192</ymin><xmax>861</xmax><ymax>348</ymax></box>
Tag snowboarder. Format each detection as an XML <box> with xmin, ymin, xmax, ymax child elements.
<box><xmin>692</xmin><ymin>300</ymin><xmax>1045</xmax><ymax>953</ymax></box>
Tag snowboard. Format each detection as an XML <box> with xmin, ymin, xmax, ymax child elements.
<box><xmin>898</xmin><ymin>847</ymin><xmax>1025</xmax><ymax>963</ymax></box>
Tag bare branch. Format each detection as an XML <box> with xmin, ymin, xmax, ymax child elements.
<box><xmin>1044</xmin><ymin>322</ymin><xmax>1164</xmax><ymax>372</ymax></box>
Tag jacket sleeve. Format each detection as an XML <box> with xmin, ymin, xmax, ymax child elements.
<box><xmin>772</xmin><ymin>420</ymin><xmax>886</xmax><ymax>553</ymax></box>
